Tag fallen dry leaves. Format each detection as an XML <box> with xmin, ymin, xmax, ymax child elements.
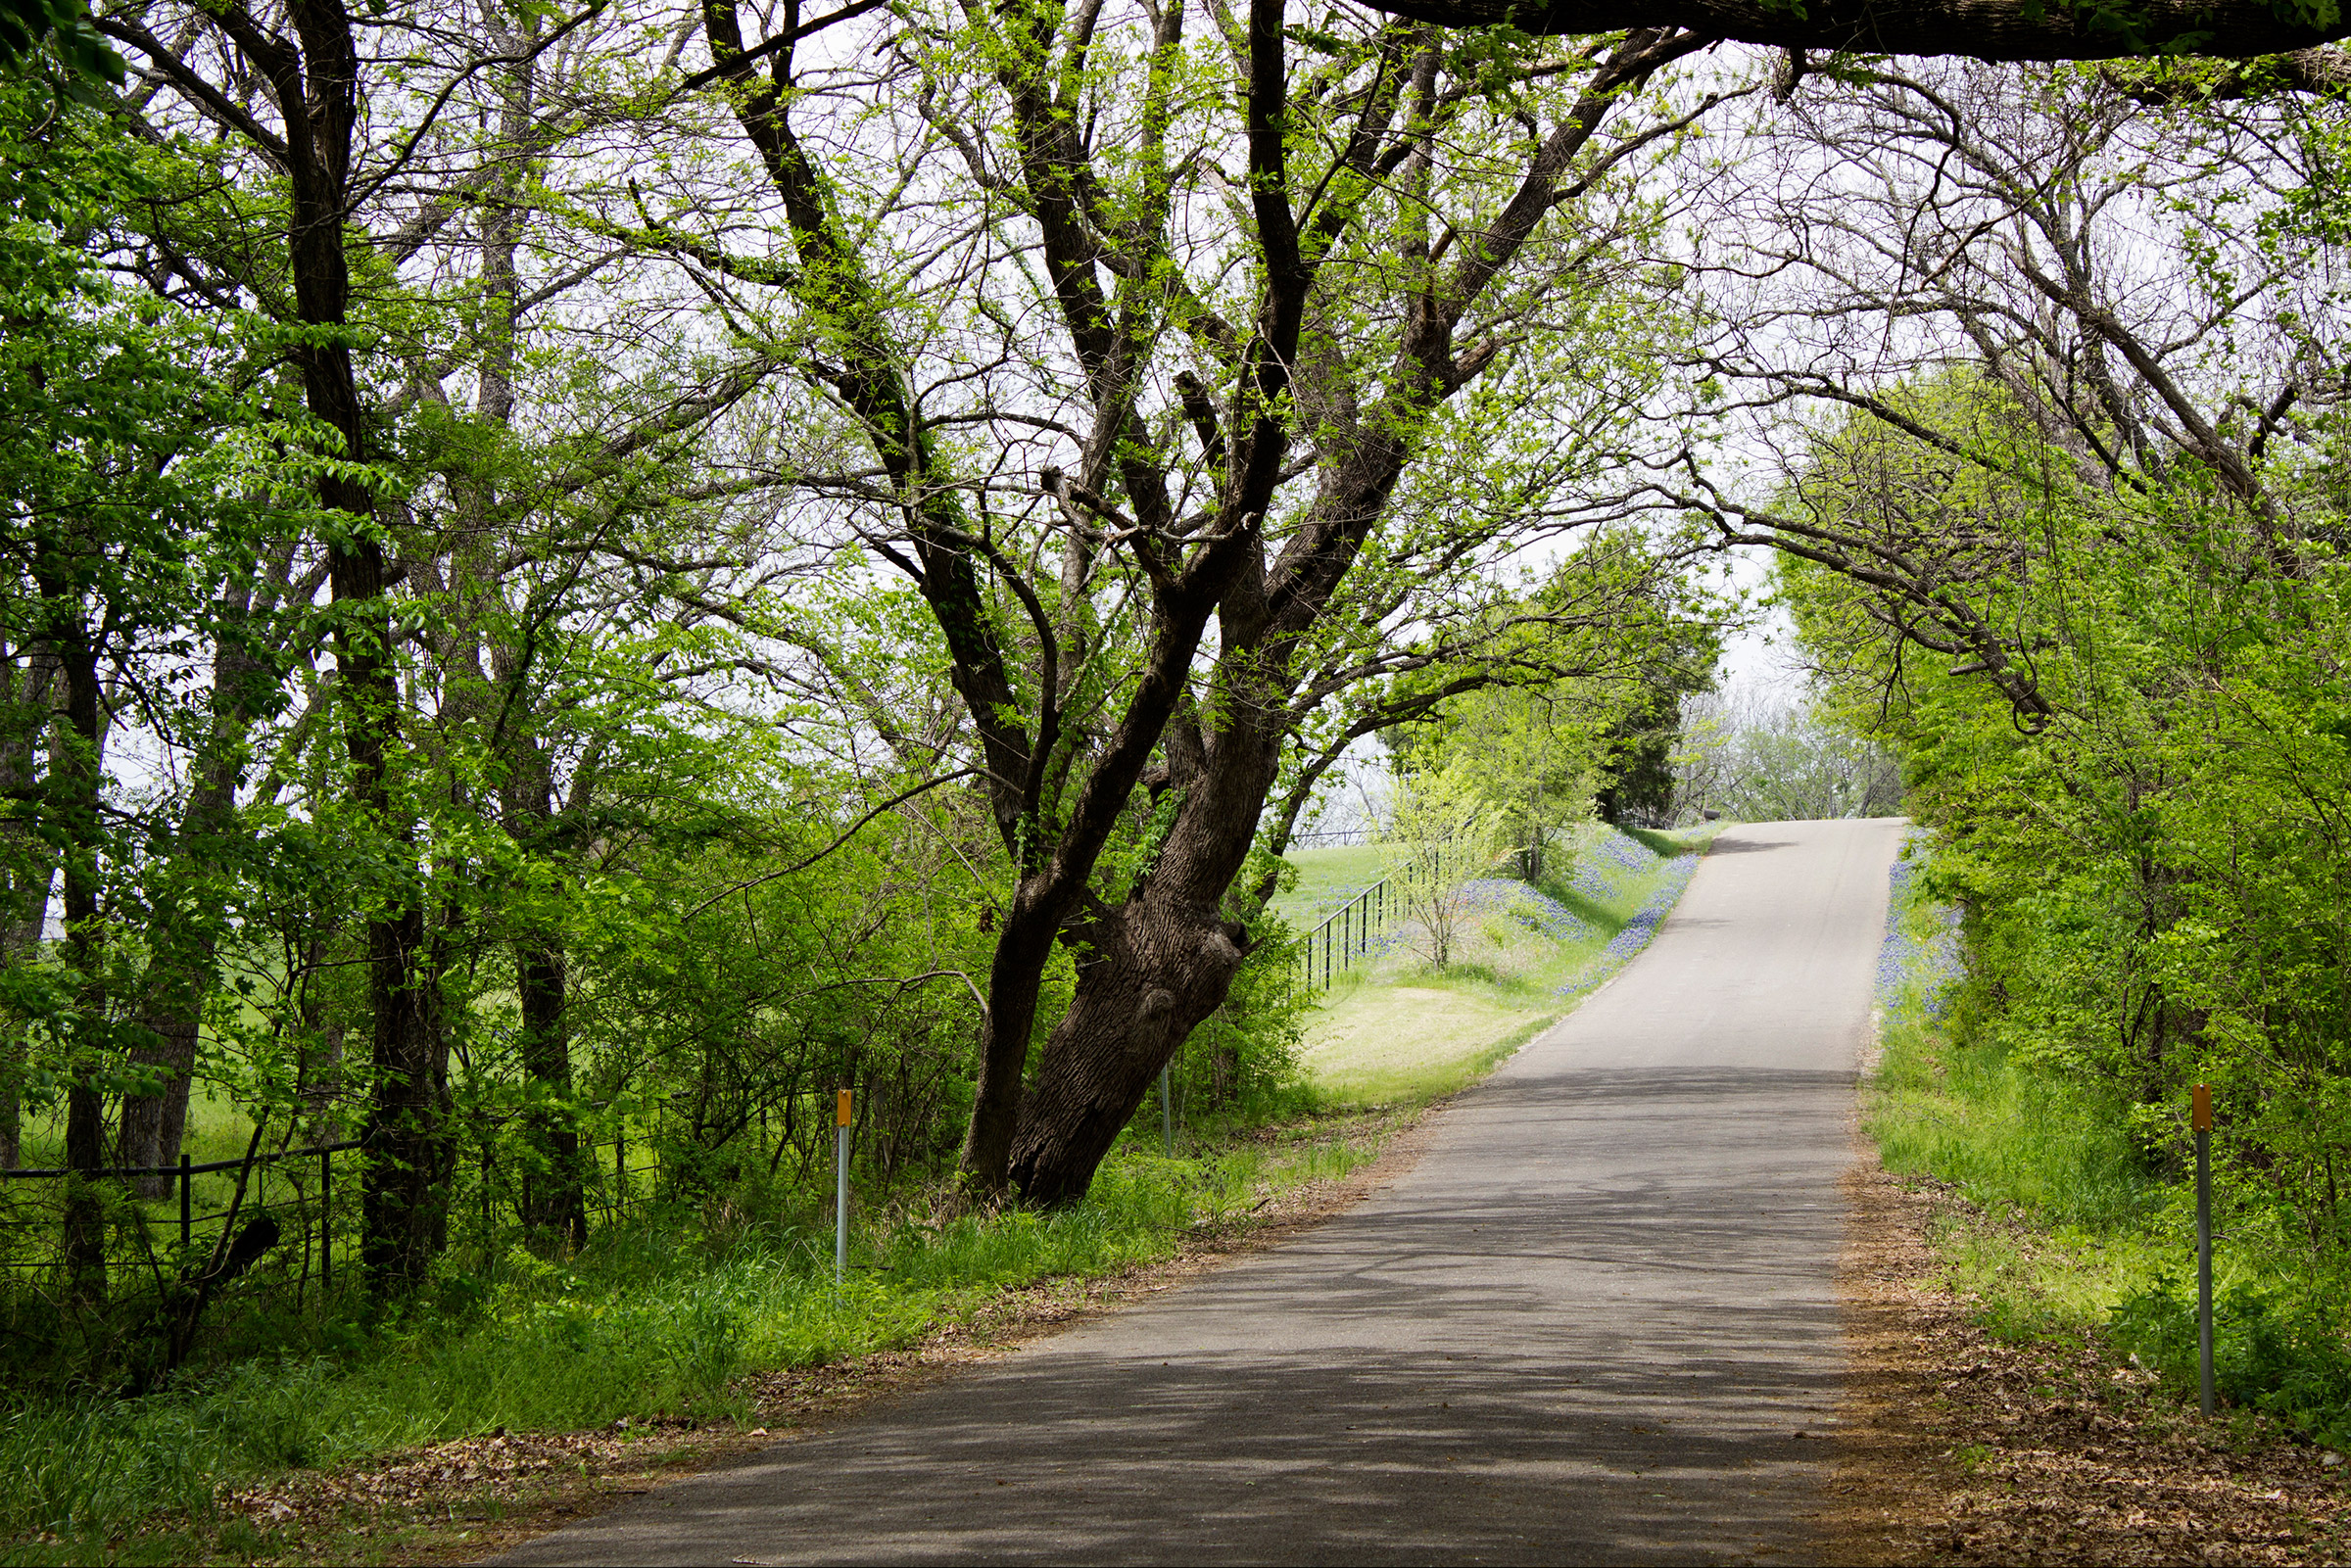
<box><xmin>1834</xmin><ymin>1158</ymin><xmax>2351</xmax><ymax>1566</ymax></box>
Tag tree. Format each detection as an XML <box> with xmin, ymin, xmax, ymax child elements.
<box><xmin>1670</xmin><ymin>686</ymin><xmax>1900</xmax><ymax>822</ymax></box>
<box><xmin>1666</xmin><ymin>61</ymin><xmax>2351</xmax><ymax>1278</ymax></box>
<box><xmin>1366</xmin><ymin>0</ymin><xmax>2351</xmax><ymax>58</ymax></box>
<box><xmin>667</xmin><ymin>0</ymin><xmax>1725</xmax><ymax>1201</ymax></box>
<box><xmin>1381</xmin><ymin>757</ymin><xmax>1503</xmax><ymax>970</ymax></box>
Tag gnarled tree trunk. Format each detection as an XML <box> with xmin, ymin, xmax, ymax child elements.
<box><xmin>1006</xmin><ymin>896</ymin><xmax>1249</xmax><ymax>1203</ymax></box>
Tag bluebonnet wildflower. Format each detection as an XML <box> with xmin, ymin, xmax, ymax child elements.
<box><xmin>1554</xmin><ymin>847</ymin><xmax>1701</xmax><ymax>1003</ymax></box>
<box><xmin>1453</xmin><ymin>879</ymin><xmax>1597</xmax><ymax>943</ymax></box>
<box><xmin>1877</xmin><ymin>834</ymin><xmax>1964</xmax><ymax>1018</ymax></box>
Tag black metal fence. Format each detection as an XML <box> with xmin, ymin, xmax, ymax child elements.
<box><xmin>1297</xmin><ymin>875</ymin><xmax>1394</xmax><ymax>995</ymax></box>
<box><xmin>0</xmin><ymin>1125</ymin><xmax>671</xmax><ymax>1298</ymax></box>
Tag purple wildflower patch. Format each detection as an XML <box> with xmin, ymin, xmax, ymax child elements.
<box><xmin>1877</xmin><ymin>838</ymin><xmax>1964</xmax><ymax>1018</ymax></box>
<box><xmin>1553</xmin><ymin>850</ymin><xmax>1701</xmax><ymax>1002</ymax></box>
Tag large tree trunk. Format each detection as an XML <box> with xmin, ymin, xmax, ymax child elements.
<box><xmin>36</xmin><ymin>534</ymin><xmax>111</xmax><ymax>1300</ymax></box>
<box><xmin>1008</xmin><ymin>720</ymin><xmax>1284</xmax><ymax>1201</ymax></box>
<box><xmin>514</xmin><ymin>941</ymin><xmax>584</xmax><ymax>1246</ymax></box>
<box><xmin>0</xmin><ymin>645</ymin><xmax>57</xmax><ymax>1171</ymax></box>
<box><xmin>361</xmin><ymin>896</ymin><xmax>445</xmax><ymax>1285</ymax></box>
<box><xmin>956</xmin><ymin>890</ymin><xmax>1064</xmax><ymax>1195</ymax></box>
<box><xmin>118</xmin><ymin>1014</ymin><xmax>198</xmax><ymax>1200</ymax></box>
<box><xmin>219</xmin><ymin>0</ymin><xmax>447</xmax><ymax>1290</ymax></box>
<box><xmin>1006</xmin><ymin>894</ymin><xmax>1248</xmax><ymax>1203</ymax></box>
<box><xmin>503</xmin><ymin>703</ymin><xmax>587</xmax><ymax>1249</ymax></box>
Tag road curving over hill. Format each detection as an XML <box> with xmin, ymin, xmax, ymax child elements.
<box><xmin>497</xmin><ymin>817</ymin><xmax>1909</xmax><ymax>1566</ymax></box>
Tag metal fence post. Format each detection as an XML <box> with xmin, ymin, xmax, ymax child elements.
<box><xmin>180</xmin><ymin>1152</ymin><xmax>191</xmax><ymax>1250</ymax></box>
<box><xmin>835</xmin><ymin>1088</ymin><xmax>852</xmax><ymax>1282</ymax></box>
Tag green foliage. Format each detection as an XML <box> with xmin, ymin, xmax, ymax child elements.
<box><xmin>1670</xmin><ymin>689</ymin><xmax>1901</xmax><ymax>824</ymax></box>
<box><xmin>0</xmin><ymin>0</ymin><xmax>120</xmax><ymax>92</ymax></box>
<box><xmin>1825</xmin><ymin>367</ymin><xmax>2351</xmax><ymax>1432</ymax></box>
<box><xmin>1377</xmin><ymin>538</ymin><xmax>1721</xmax><ymax>839</ymax></box>
<box><xmin>1379</xmin><ymin>757</ymin><xmax>1507</xmax><ymax>971</ymax></box>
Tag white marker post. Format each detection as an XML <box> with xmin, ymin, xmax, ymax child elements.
<box><xmin>2194</xmin><ymin>1082</ymin><xmax>2214</xmax><ymax>1418</ymax></box>
<box><xmin>836</xmin><ymin>1088</ymin><xmax>852</xmax><ymax>1283</ymax></box>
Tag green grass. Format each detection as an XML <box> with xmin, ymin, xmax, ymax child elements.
<box><xmin>1304</xmin><ymin>1004</ymin><xmax>1557</xmax><ymax>1108</ymax></box>
<box><xmin>0</xmin><ymin>1126</ymin><xmax>1386</xmax><ymax>1565</ymax></box>
<box><xmin>1271</xmin><ymin>844</ymin><xmax>1388</xmax><ymax>927</ymax></box>
<box><xmin>1870</xmin><ymin>1012</ymin><xmax>2155</xmax><ymax>1235</ymax></box>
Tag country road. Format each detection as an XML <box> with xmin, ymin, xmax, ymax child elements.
<box><xmin>497</xmin><ymin>817</ymin><xmax>1910</xmax><ymax>1567</ymax></box>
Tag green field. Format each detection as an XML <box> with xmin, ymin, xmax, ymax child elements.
<box><xmin>1270</xmin><ymin>843</ymin><xmax>1387</xmax><ymax>927</ymax></box>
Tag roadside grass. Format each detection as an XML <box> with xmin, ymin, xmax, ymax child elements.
<box><xmin>1303</xmin><ymin>999</ymin><xmax>1555</xmax><ymax>1109</ymax></box>
<box><xmin>0</xmin><ymin>1122</ymin><xmax>1388</xmax><ymax>1566</ymax></box>
<box><xmin>1863</xmin><ymin>843</ymin><xmax>2351</xmax><ymax>1451</ymax></box>
<box><xmin>1296</xmin><ymin>823</ymin><xmax>1714</xmax><ymax>1107</ymax></box>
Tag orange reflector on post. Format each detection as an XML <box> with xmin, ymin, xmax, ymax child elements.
<box><xmin>2192</xmin><ymin>1082</ymin><xmax>2212</xmax><ymax>1131</ymax></box>
<box><xmin>837</xmin><ymin>1089</ymin><xmax>853</xmax><ymax>1127</ymax></box>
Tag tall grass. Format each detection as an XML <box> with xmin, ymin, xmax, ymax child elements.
<box><xmin>1869</xmin><ymin>1003</ymin><xmax>2154</xmax><ymax>1233</ymax></box>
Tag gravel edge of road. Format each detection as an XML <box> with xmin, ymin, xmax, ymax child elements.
<box><xmin>1831</xmin><ymin>1151</ymin><xmax>2351</xmax><ymax>1566</ymax></box>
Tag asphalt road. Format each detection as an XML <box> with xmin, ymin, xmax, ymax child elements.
<box><xmin>498</xmin><ymin>817</ymin><xmax>1909</xmax><ymax>1566</ymax></box>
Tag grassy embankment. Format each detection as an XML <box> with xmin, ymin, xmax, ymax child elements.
<box><xmin>1276</xmin><ymin>823</ymin><xmax>1714</xmax><ymax>1106</ymax></box>
<box><xmin>1866</xmin><ymin>846</ymin><xmax>2351</xmax><ymax>1452</ymax></box>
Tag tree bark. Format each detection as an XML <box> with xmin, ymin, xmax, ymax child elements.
<box><xmin>955</xmin><ymin>888</ymin><xmax>1063</xmax><ymax>1192</ymax></box>
<box><xmin>1006</xmin><ymin>894</ymin><xmax>1251</xmax><ymax>1203</ymax></box>
<box><xmin>208</xmin><ymin>0</ymin><xmax>447</xmax><ymax>1289</ymax></box>
<box><xmin>514</xmin><ymin>939</ymin><xmax>584</xmax><ymax>1246</ymax></box>
<box><xmin>0</xmin><ymin>644</ymin><xmax>56</xmax><ymax>1171</ymax></box>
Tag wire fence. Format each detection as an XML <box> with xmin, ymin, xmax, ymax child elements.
<box><xmin>0</xmin><ymin>1123</ymin><xmax>672</xmax><ymax>1301</ymax></box>
<box><xmin>1295</xmin><ymin>874</ymin><xmax>1394</xmax><ymax>995</ymax></box>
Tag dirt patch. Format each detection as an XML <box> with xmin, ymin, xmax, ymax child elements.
<box><xmin>1833</xmin><ymin>1159</ymin><xmax>2351</xmax><ymax>1565</ymax></box>
<box><xmin>209</xmin><ymin>1107</ymin><xmax>1443</xmax><ymax>1566</ymax></box>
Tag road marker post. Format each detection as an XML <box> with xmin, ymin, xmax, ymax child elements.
<box><xmin>836</xmin><ymin>1089</ymin><xmax>852</xmax><ymax>1283</ymax></box>
<box><xmin>2194</xmin><ymin>1081</ymin><xmax>2214</xmax><ymax>1418</ymax></box>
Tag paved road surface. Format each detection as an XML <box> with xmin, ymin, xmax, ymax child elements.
<box><xmin>499</xmin><ymin>818</ymin><xmax>1908</xmax><ymax>1565</ymax></box>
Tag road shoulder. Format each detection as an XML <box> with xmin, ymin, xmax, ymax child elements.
<box><xmin>1833</xmin><ymin>1155</ymin><xmax>2351</xmax><ymax>1565</ymax></box>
